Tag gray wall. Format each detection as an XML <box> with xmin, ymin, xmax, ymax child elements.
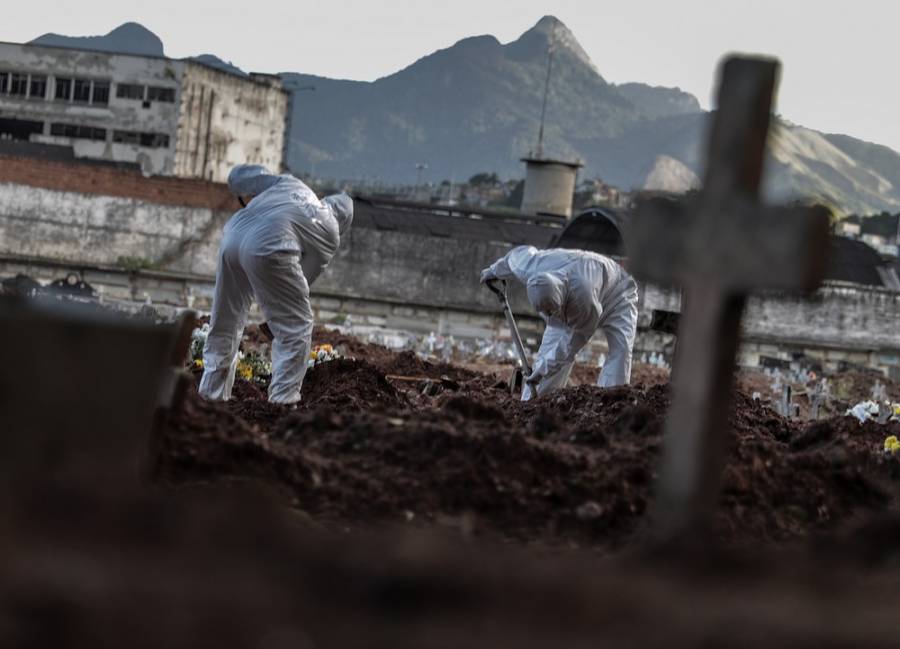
<box><xmin>2</xmin><ymin>179</ymin><xmax>899</xmax><ymax>369</ymax></box>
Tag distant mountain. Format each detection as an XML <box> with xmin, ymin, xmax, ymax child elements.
<box><xmin>189</xmin><ymin>54</ymin><xmax>248</xmax><ymax>77</ymax></box>
<box><xmin>615</xmin><ymin>83</ymin><xmax>701</xmax><ymax>121</ymax></box>
<box><xmin>641</xmin><ymin>155</ymin><xmax>700</xmax><ymax>192</ymax></box>
<box><xmin>29</xmin><ymin>22</ymin><xmax>164</xmax><ymax>57</ymax></box>
<box><xmin>281</xmin><ymin>16</ymin><xmax>702</xmax><ymax>186</ymax></box>
<box><xmin>26</xmin><ymin>19</ymin><xmax>900</xmax><ymax>214</ymax></box>
<box><xmin>280</xmin><ymin>15</ymin><xmax>900</xmax><ymax>214</ymax></box>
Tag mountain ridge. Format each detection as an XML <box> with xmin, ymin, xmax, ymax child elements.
<box><xmin>25</xmin><ymin>20</ymin><xmax>900</xmax><ymax>214</ymax></box>
<box><xmin>29</xmin><ymin>22</ymin><xmax>165</xmax><ymax>57</ymax></box>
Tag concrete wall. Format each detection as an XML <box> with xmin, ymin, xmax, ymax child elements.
<box><xmin>0</xmin><ymin>181</ymin><xmax>224</xmax><ymax>276</ymax></box>
<box><xmin>1</xmin><ymin>163</ymin><xmax>899</xmax><ymax>373</ymax></box>
<box><xmin>173</xmin><ymin>64</ymin><xmax>288</xmax><ymax>182</ymax></box>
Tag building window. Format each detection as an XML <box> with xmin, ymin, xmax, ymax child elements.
<box><xmin>72</xmin><ymin>78</ymin><xmax>92</xmax><ymax>103</ymax></box>
<box><xmin>113</xmin><ymin>130</ymin><xmax>170</xmax><ymax>148</ymax></box>
<box><xmin>29</xmin><ymin>75</ymin><xmax>47</xmax><ymax>99</ymax></box>
<box><xmin>0</xmin><ymin>72</ymin><xmax>8</xmax><ymax>94</ymax></box>
<box><xmin>147</xmin><ymin>86</ymin><xmax>176</xmax><ymax>103</ymax></box>
<box><xmin>55</xmin><ymin>77</ymin><xmax>72</xmax><ymax>101</ymax></box>
<box><xmin>0</xmin><ymin>117</ymin><xmax>44</xmax><ymax>141</ymax></box>
<box><xmin>116</xmin><ymin>83</ymin><xmax>145</xmax><ymax>100</ymax></box>
<box><xmin>113</xmin><ymin>130</ymin><xmax>139</xmax><ymax>144</ymax></box>
<box><xmin>140</xmin><ymin>132</ymin><xmax>170</xmax><ymax>148</ymax></box>
<box><xmin>9</xmin><ymin>73</ymin><xmax>28</xmax><ymax>97</ymax></box>
<box><xmin>50</xmin><ymin>123</ymin><xmax>107</xmax><ymax>141</ymax></box>
<box><xmin>92</xmin><ymin>81</ymin><xmax>110</xmax><ymax>105</ymax></box>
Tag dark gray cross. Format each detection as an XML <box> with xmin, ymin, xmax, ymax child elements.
<box><xmin>628</xmin><ymin>56</ymin><xmax>830</xmax><ymax>539</ymax></box>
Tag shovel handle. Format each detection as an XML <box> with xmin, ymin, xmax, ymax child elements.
<box><xmin>484</xmin><ymin>278</ymin><xmax>507</xmax><ymax>299</ymax></box>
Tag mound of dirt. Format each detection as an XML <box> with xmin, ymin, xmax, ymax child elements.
<box><xmin>301</xmin><ymin>358</ymin><xmax>409</xmax><ymax>411</ymax></box>
<box><xmin>157</xmin><ymin>344</ymin><xmax>900</xmax><ymax>550</ymax></box>
<box><xmin>311</xmin><ymin>326</ymin><xmax>396</xmax><ymax>366</ymax></box>
<box><xmin>379</xmin><ymin>350</ymin><xmax>481</xmax><ymax>383</ymax></box>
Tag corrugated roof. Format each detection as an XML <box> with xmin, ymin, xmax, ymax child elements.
<box><xmin>551</xmin><ymin>207</ymin><xmax>627</xmax><ymax>256</ymax></box>
<box><xmin>826</xmin><ymin>238</ymin><xmax>887</xmax><ymax>286</ymax></box>
<box><xmin>352</xmin><ymin>197</ymin><xmax>562</xmax><ymax>246</ymax></box>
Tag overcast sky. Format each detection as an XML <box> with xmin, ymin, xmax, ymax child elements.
<box><xmin>4</xmin><ymin>0</ymin><xmax>897</xmax><ymax>152</ymax></box>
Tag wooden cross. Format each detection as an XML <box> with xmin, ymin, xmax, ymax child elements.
<box><xmin>628</xmin><ymin>56</ymin><xmax>830</xmax><ymax>539</ymax></box>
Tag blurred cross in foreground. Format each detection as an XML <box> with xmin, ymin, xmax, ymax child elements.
<box><xmin>628</xmin><ymin>56</ymin><xmax>831</xmax><ymax>540</ymax></box>
<box><xmin>0</xmin><ymin>299</ymin><xmax>195</xmax><ymax>499</ymax></box>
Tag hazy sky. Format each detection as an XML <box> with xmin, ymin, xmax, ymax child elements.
<box><xmin>4</xmin><ymin>0</ymin><xmax>897</xmax><ymax>151</ymax></box>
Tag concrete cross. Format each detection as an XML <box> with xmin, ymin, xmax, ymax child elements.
<box><xmin>628</xmin><ymin>56</ymin><xmax>830</xmax><ymax>539</ymax></box>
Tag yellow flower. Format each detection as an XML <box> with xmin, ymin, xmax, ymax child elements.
<box><xmin>237</xmin><ymin>361</ymin><xmax>253</xmax><ymax>380</ymax></box>
<box><xmin>193</xmin><ymin>358</ymin><xmax>204</xmax><ymax>369</ymax></box>
<box><xmin>884</xmin><ymin>436</ymin><xmax>900</xmax><ymax>454</ymax></box>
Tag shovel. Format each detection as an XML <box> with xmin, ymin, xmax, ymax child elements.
<box><xmin>485</xmin><ymin>279</ymin><xmax>535</xmax><ymax>398</ymax></box>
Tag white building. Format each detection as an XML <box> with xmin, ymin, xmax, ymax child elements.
<box><xmin>0</xmin><ymin>41</ymin><xmax>289</xmax><ymax>181</ymax></box>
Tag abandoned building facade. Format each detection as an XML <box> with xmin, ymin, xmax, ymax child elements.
<box><xmin>0</xmin><ymin>41</ymin><xmax>289</xmax><ymax>181</ymax></box>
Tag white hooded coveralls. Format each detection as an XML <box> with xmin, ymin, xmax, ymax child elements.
<box><xmin>483</xmin><ymin>246</ymin><xmax>638</xmax><ymax>401</ymax></box>
<box><xmin>199</xmin><ymin>165</ymin><xmax>353</xmax><ymax>404</ymax></box>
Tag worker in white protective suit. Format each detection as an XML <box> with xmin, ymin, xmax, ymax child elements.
<box><xmin>199</xmin><ymin>165</ymin><xmax>353</xmax><ymax>404</ymax></box>
<box><xmin>480</xmin><ymin>246</ymin><xmax>639</xmax><ymax>401</ymax></box>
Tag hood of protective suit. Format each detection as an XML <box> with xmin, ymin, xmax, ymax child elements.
<box><xmin>228</xmin><ymin>164</ymin><xmax>282</xmax><ymax>197</ymax></box>
<box><xmin>526</xmin><ymin>272</ymin><xmax>565</xmax><ymax>318</ymax></box>
<box><xmin>321</xmin><ymin>193</ymin><xmax>354</xmax><ymax>235</ymax></box>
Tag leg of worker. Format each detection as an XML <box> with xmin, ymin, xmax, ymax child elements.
<box><xmin>243</xmin><ymin>252</ymin><xmax>313</xmax><ymax>404</ymax></box>
<box><xmin>199</xmin><ymin>250</ymin><xmax>254</xmax><ymax>401</ymax></box>
<box><xmin>534</xmin><ymin>362</ymin><xmax>575</xmax><ymax>398</ymax></box>
<box><xmin>522</xmin><ymin>324</ymin><xmax>575</xmax><ymax>400</ymax></box>
<box><xmin>597</xmin><ymin>289</ymin><xmax>639</xmax><ymax>388</ymax></box>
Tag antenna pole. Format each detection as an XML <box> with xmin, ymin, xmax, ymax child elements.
<box><xmin>536</xmin><ymin>25</ymin><xmax>557</xmax><ymax>159</ymax></box>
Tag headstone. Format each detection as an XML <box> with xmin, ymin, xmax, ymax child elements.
<box><xmin>780</xmin><ymin>384</ymin><xmax>793</xmax><ymax>419</ymax></box>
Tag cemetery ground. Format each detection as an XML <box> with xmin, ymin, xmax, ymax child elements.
<box><xmin>158</xmin><ymin>324</ymin><xmax>900</xmax><ymax>551</ymax></box>
<box><xmin>5</xmin><ymin>320</ymin><xmax>900</xmax><ymax>647</ymax></box>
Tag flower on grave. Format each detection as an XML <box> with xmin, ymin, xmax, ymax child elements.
<box><xmin>308</xmin><ymin>344</ymin><xmax>341</xmax><ymax>367</ymax></box>
<box><xmin>237</xmin><ymin>360</ymin><xmax>254</xmax><ymax>380</ymax></box>
<box><xmin>884</xmin><ymin>436</ymin><xmax>900</xmax><ymax>455</ymax></box>
<box><xmin>236</xmin><ymin>351</ymin><xmax>272</xmax><ymax>382</ymax></box>
<box><xmin>189</xmin><ymin>324</ymin><xmax>210</xmax><ymax>362</ymax></box>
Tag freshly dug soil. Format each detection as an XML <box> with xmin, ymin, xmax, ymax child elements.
<box><xmin>156</xmin><ymin>328</ymin><xmax>900</xmax><ymax>551</ymax></box>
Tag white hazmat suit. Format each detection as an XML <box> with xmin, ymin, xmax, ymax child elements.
<box><xmin>481</xmin><ymin>246</ymin><xmax>638</xmax><ymax>401</ymax></box>
<box><xmin>199</xmin><ymin>165</ymin><xmax>353</xmax><ymax>404</ymax></box>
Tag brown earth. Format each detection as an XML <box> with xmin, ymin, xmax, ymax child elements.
<box><xmin>6</xmin><ymin>326</ymin><xmax>900</xmax><ymax>646</ymax></box>
<box><xmin>155</xmin><ymin>327</ymin><xmax>900</xmax><ymax>551</ymax></box>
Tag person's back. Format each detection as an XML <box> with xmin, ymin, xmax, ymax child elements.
<box><xmin>200</xmin><ymin>165</ymin><xmax>353</xmax><ymax>405</ymax></box>
<box><xmin>481</xmin><ymin>245</ymin><xmax>638</xmax><ymax>398</ymax></box>
<box><xmin>223</xmin><ymin>174</ymin><xmax>345</xmax><ymax>285</ymax></box>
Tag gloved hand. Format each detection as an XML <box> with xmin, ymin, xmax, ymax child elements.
<box><xmin>523</xmin><ymin>370</ymin><xmax>542</xmax><ymax>400</ymax></box>
<box><xmin>480</xmin><ymin>268</ymin><xmax>497</xmax><ymax>284</ymax></box>
<box><xmin>525</xmin><ymin>369</ymin><xmax>543</xmax><ymax>389</ymax></box>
